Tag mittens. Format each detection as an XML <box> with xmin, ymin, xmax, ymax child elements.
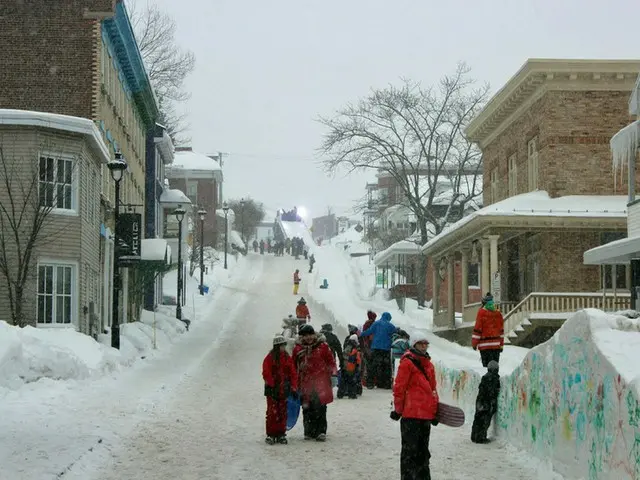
<box><xmin>390</xmin><ymin>411</ymin><xmax>402</xmax><ymax>421</ymax></box>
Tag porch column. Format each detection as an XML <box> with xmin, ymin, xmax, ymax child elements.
<box><xmin>481</xmin><ymin>238</ymin><xmax>490</xmax><ymax>294</ymax></box>
<box><xmin>432</xmin><ymin>257</ymin><xmax>440</xmax><ymax>313</ymax></box>
<box><xmin>447</xmin><ymin>255</ymin><xmax>455</xmax><ymax>328</ymax></box>
<box><xmin>461</xmin><ymin>247</ymin><xmax>470</xmax><ymax>308</ymax></box>
<box><xmin>489</xmin><ymin>234</ymin><xmax>500</xmax><ymax>278</ymax></box>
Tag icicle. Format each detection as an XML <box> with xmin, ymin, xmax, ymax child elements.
<box><xmin>610</xmin><ymin>120</ymin><xmax>640</xmax><ymax>191</ymax></box>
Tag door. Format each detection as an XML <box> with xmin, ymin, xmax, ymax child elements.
<box><xmin>507</xmin><ymin>240</ymin><xmax>520</xmax><ymax>302</ymax></box>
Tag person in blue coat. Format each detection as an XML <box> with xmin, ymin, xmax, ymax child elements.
<box><xmin>360</xmin><ymin>312</ymin><xmax>397</xmax><ymax>389</ymax></box>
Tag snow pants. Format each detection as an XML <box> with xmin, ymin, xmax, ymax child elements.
<box><xmin>302</xmin><ymin>396</ymin><xmax>327</xmax><ymax>438</ymax></box>
<box><xmin>400</xmin><ymin>418</ymin><xmax>431</xmax><ymax>480</ymax></box>
<box><xmin>471</xmin><ymin>405</ymin><xmax>496</xmax><ymax>442</ymax></box>
<box><xmin>265</xmin><ymin>397</ymin><xmax>287</xmax><ymax>438</ymax></box>
<box><xmin>479</xmin><ymin>349</ymin><xmax>500</xmax><ymax>367</ymax></box>
<box><xmin>338</xmin><ymin>371</ymin><xmax>359</xmax><ymax>399</ymax></box>
<box><xmin>368</xmin><ymin>349</ymin><xmax>392</xmax><ymax>389</ymax></box>
<box><xmin>293</xmin><ymin>283</ymin><xmax>300</xmax><ymax>295</ymax></box>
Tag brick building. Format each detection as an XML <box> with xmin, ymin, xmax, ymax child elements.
<box><xmin>422</xmin><ymin>59</ymin><xmax>640</xmax><ymax>346</ymax></box>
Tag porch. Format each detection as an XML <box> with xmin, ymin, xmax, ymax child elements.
<box><xmin>373</xmin><ymin>239</ymin><xmax>420</xmax><ymax>311</ymax></box>
<box><xmin>422</xmin><ymin>191</ymin><xmax>627</xmax><ymax>347</ymax></box>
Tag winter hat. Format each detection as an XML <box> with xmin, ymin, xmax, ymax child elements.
<box><xmin>298</xmin><ymin>324</ymin><xmax>315</xmax><ymax>335</ymax></box>
<box><xmin>487</xmin><ymin>360</ymin><xmax>499</xmax><ymax>372</ymax></box>
<box><xmin>381</xmin><ymin>312</ymin><xmax>392</xmax><ymax>322</ymax></box>
<box><xmin>298</xmin><ymin>297</ymin><xmax>307</xmax><ymax>304</ymax></box>
<box><xmin>367</xmin><ymin>310</ymin><xmax>377</xmax><ymax>321</ymax></box>
<box><xmin>273</xmin><ymin>335</ymin><xmax>287</xmax><ymax>346</ymax></box>
<box><xmin>348</xmin><ymin>324</ymin><xmax>359</xmax><ymax>335</ymax></box>
<box><xmin>321</xmin><ymin>323</ymin><xmax>333</xmax><ymax>332</ymax></box>
<box><xmin>481</xmin><ymin>292</ymin><xmax>493</xmax><ymax>305</ymax></box>
<box><xmin>412</xmin><ymin>336</ymin><xmax>430</xmax><ymax>347</ymax></box>
<box><xmin>349</xmin><ymin>334</ymin><xmax>358</xmax><ymax>343</ymax></box>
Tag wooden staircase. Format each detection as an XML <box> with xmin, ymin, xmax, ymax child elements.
<box><xmin>503</xmin><ymin>292</ymin><xmax>631</xmax><ymax>347</ymax></box>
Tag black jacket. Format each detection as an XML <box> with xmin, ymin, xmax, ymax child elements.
<box><xmin>476</xmin><ymin>370</ymin><xmax>500</xmax><ymax>413</ymax></box>
<box><xmin>321</xmin><ymin>329</ymin><xmax>344</xmax><ymax>368</ymax></box>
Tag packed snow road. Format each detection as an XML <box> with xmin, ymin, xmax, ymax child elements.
<box><xmin>62</xmin><ymin>254</ymin><xmax>559</xmax><ymax>480</ymax></box>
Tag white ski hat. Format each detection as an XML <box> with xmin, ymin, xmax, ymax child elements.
<box><xmin>412</xmin><ymin>336</ymin><xmax>430</xmax><ymax>346</ymax></box>
<box><xmin>349</xmin><ymin>334</ymin><xmax>358</xmax><ymax>343</ymax></box>
<box><xmin>273</xmin><ymin>335</ymin><xmax>287</xmax><ymax>346</ymax></box>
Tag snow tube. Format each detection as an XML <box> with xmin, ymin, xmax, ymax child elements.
<box><xmin>286</xmin><ymin>394</ymin><xmax>301</xmax><ymax>431</ymax></box>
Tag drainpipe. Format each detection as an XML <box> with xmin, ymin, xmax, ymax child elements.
<box><xmin>631</xmin><ymin>146</ymin><xmax>639</xmax><ymax>310</ymax></box>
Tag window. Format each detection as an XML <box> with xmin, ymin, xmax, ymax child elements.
<box><xmin>490</xmin><ymin>169</ymin><xmax>498</xmax><ymax>203</ymax></box>
<box><xmin>187</xmin><ymin>181</ymin><xmax>198</xmax><ymax>202</ymax></box>
<box><xmin>508</xmin><ymin>153</ymin><xmax>517</xmax><ymax>196</ymax></box>
<box><xmin>37</xmin><ymin>263</ymin><xmax>75</xmax><ymax>325</ymax></box>
<box><xmin>467</xmin><ymin>263</ymin><xmax>480</xmax><ymax>287</ymax></box>
<box><xmin>39</xmin><ymin>155</ymin><xmax>74</xmax><ymax>210</ymax></box>
<box><xmin>602</xmin><ymin>265</ymin><xmax>628</xmax><ymax>290</ymax></box>
<box><xmin>527</xmin><ymin>137</ymin><xmax>539</xmax><ymax>191</ymax></box>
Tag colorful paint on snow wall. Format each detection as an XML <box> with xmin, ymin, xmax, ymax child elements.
<box><xmin>435</xmin><ymin>310</ymin><xmax>640</xmax><ymax>480</ymax></box>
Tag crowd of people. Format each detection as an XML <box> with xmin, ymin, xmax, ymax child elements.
<box><xmin>263</xmin><ymin>291</ymin><xmax>504</xmax><ymax>479</ymax></box>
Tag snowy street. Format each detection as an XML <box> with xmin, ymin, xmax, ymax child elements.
<box><xmin>45</xmin><ymin>255</ymin><xmax>558</xmax><ymax>480</ymax></box>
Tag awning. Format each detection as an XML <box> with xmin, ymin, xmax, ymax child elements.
<box><xmin>141</xmin><ymin>238</ymin><xmax>171</xmax><ymax>264</ymax></box>
<box><xmin>584</xmin><ymin>235</ymin><xmax>640</xmax><ymax>265</ymax></box>
<box><xmin>373</xmin><ymin>240</ymin><xmax>421</xmax><ymax>267</ymax></box>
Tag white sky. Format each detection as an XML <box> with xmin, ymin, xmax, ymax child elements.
<box><xmin>143</xmin><ymin>0</ymin><xmax>639</xmax><ymax>220</ymax></box>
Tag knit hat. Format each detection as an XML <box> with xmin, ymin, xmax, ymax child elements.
<box><xmin>412</xmin><ymin>336</ymin><xmax>430</xmax><ymax>347</ymax></box>
<box><xmin>347</xmin><ymin>324</ymin><xmax>359</xmax><ymax>335</ymax></box>
<box><xmin>482</xmin><ymin>292</ymin><xmax>493</xmax><ymax>305</ymax></box>
<box><xmin>298</xmin><ymin>324</ymin><xmax>315</xmax><ymax>335</ymax></box>
<box><xmin>298</xmin><ymin>297</ymin><xmax>307</xmax><ymax>304</ymax></box>
<box><xmin>487</xmin><ymin>360</ymin><xmax>499</xmax><ymax>372</ymax></box>
<box><xmin>367</xmin><ymin>310</ymin><xmax>377</xmax><ymax>321</ymax></box>
<box><xmin>349</xmin><ymin>334</ymin><xmax>358</xmax><ymax>343</ymax></box>
<box><xmin>273</xmin><ymin>335</ymin><xmax>287</xmax><ymax>346</ymax></box>
<box><xmin>321</xmin><ymin>323</ymin><xmax>333</xmax><ymax>332</ymax></box>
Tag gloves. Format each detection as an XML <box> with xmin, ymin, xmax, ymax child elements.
<box><xmin>264</xmin><ymin>385</ymin><xmax>275</xmax><ymax>398</ymax></box>
<box><xmin>431</xmin><ymin>419</ymin><xmax>439</xmax><ymax>426</ymax></box>
<box><xmin>390</xmin><ymin>411</ymin><xmax>402</xmax><ymax>421</ymax></box>
<box><xmin>472</xmin><ymin>345</ymin><xmax>477</xmax><ymax>351</ymax></box>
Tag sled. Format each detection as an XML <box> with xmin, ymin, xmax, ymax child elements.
<box><xmin>286</xmin><ymin>394</ymin><xmax>301</xmax><ymax>431</ymax></box>
<box><xmin>436</xmin><ymin>402</ymin><xmax>465</xmax><ymax>427</ymax></box>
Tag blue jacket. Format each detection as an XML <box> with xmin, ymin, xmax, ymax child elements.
<box><xmin>361</xmin><ymin>312</ymin><xmax>397</xmax><ymax>351</ymax></box>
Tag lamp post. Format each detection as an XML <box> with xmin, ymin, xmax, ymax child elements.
<box><xmin>106</xmin><ymin>152</ymin><xmax>127</xmax><ymax>350</ymax></box>
<box><xmin>222</xmin><ymin>202</ymin><xmax>229</xmax><ymax>269</ymax></box>
<box><xmin>197</xmin><ymin>207</ymin><xmax>206</xmax><ymax>295</ymax></box>
<box><xmin>240</xmin><ymin>198</ymin><xmax>246</xmax><ymax>247</ymax></box>
<box><xmin>174</xmin><ymin>206</ymin><xmax>186</xmax><ymax>320</ymax></box>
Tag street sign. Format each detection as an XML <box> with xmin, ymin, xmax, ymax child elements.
<box><xmin>491</xmin><ymin>271</ymin><xmax>501</xmax><ymax>303</ymax></box>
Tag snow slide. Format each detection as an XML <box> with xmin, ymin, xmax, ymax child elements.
<box><xmin>277</xmin><ymin>217</ymin><xmax>315</xmax><ymax>248</ymax></box>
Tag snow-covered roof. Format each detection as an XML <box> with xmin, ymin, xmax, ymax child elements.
<box><xmin>0</xmin><ymin>109</ymin><xmax>110</xmax><ymax>164</ymax></box>
<box><xmin>172</xmin><ymin>150</ymin><xmax>222</xmax><ymax>172</ymax></box>
<box><xmin>159</xmin><ymin>188</ymin><xmax>191</xmax><ymax>206</ymax></box>
<box><xmin>584</xmin><ymin>235</ymin><xmax>640</xmax><ymax>265</ymax></box>
<box><xmin>422</xmin><ymin>190</ymin><xmax>628</xmax><ymax>253</ymax></box>
<box><xmin>611</xmin><ymin>120</ymin><xmax>639</xmax><ymax>175</ymax></box>
<box><xmin>141</xmin><ymin>238</ymin><xmax>171</xmax><ymax>264</ymax></box>
<box><xmin>414</xmin><ymin>174</ymin><xmax>483</xmax><ymax>207</ymax></box>
<box><xmin>374</xmin><ymin>240</ymin><xmax>421</xmax><ymax>266</ymax></box>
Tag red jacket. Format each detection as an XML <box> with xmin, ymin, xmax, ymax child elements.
<box><xmin>361</xmin><ymin>319</ymin><xmax>375</xmax><ymax>351</ymax></box>
<box><xmin>293</xmin><ymin>339</ymin><xmax>336</xmax><ymax>405</ymax></box>
<box><xmin>262</xmin><ymin>350</ymin><xmax>297</xmax><ymax>397</ymax></box>
<box><xmin>293</xmin><ymin>272</ymin><xmax>301</xmax><ymax>284</ymax></box>
<box><xmin>296</xmin><ymin>304</ymin><xmax>310</xmax><ymax>320</ymax></box>
<box><xmin>393</xmin><ymin>351</ymin><xmax>438</xmax><ymax>420</ymax></box>
<box><xmin>472</xmin><ymin>307</ymin><xmax>505</xmax><ymax>351</ymax></box>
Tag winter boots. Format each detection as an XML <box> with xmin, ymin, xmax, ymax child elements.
<box><xmin>265</xmin><ymin>435</ymin><xmax>288</xmax><ymax>445</ymax></box>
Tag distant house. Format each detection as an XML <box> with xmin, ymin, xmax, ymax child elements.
<box><xmin>166</xmin><ymin>147</ymin><xmax>223</xmax><ymax>247</ymax></box>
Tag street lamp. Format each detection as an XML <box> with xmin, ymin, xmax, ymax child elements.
<box><xmin>222</xmin><ymin>202</ymin><xmax>229</xmax><ymax>269</ymax></box>
<box><xmin>106</xmin><ymin>152</ymin><xmax>127</xmax><ymax>350</ymax></box>
<box><xmin>174</xmin><ymin>206</ymin><xmax>186</xmax><ymax>320</ymax></box>
<box><xmin>197</xmin><ymin>207</ymin><xmax>207</xmax><ymax>295</ymax></box>
<box><xmin>240</xmin><ymin>198</ymin><xmax>246</xmax><ymax>247</ymax></box>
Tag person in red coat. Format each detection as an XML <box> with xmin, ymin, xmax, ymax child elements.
<box><xmin>292</xmin><ymin>324</ymin><xmax>336</xmax><ymax>441</ymax></box>
<box><xmin>262</xmin><ymin>334</ymin><xmax>298</xmax><ymax>445</ymax></box>
<box><xmin>361</xmin><ymin>310</ymin><xmax>376</xmax><ymax>387</ymax></box>
<box><xmin>390</xmin><ymin>336</ymin><xmax>438</xmax><ymax>480</ymax></box>
<box><xmin>472</xmin><ymin>293</ymin><xmax>505</xmax><ymax>367</ymax></box>
<box><xmin>295</xmin><ymin>297</ymin><xmax>311</xmax><ymax>322</ymax></box>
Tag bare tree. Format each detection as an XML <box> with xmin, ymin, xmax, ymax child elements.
<box><xmin>0</xmin><ymin>145</ymin><xmax>75</xmax><ymax>326</ymax></box>
<box><xmin>228</xmin><ymin>198</ymin><xmax>266</xmax><ymax>248</ymax></box>
<box><xmin>128</xmin><ymin>0</ymin><xmax>195</xmax><ymax>144</ymax></box>
<box><xmin>319</xmin><ymin>63</ymin><xmax>488</xmax><ymax>304</ymax></box>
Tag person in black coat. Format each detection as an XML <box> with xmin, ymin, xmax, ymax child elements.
<box><xmin>320</xmin><ymin>324</ymin><xmax>343</xmax><ymax>369</ymax></box>
<box><xmin>471</xmin><ymin>360</ymin><xmax>500</xmax><ymax>443</ymax></box>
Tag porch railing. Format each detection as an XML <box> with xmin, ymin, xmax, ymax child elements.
<box><xmin>462</xmin><ymin>300</ymin><xmax>518</xmax><ymax>325</ymax></box>
<box><xmin>503</xmin><ymin>291</ymin><xmax>631</xmax><ymax>339</ymax></box>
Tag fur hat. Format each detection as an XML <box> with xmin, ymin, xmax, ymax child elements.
<box><xmin>487</xmin><ymin>360</ymin><xmax>499</xmax><ymax>372</ymax></box>
<box><xmin>273</xmin><ymin>335</ymin><xmax>287</xmax><ymax>346</ymax></box>
<box><xmin>349</xmin><ymin>334</ymin><xmax>358</xmax><ymax>343</ymax></box>
<box><xmin>367</xmin><ymin>310</ymin><xmax>377</xmax><ymax>321</ymax></box>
